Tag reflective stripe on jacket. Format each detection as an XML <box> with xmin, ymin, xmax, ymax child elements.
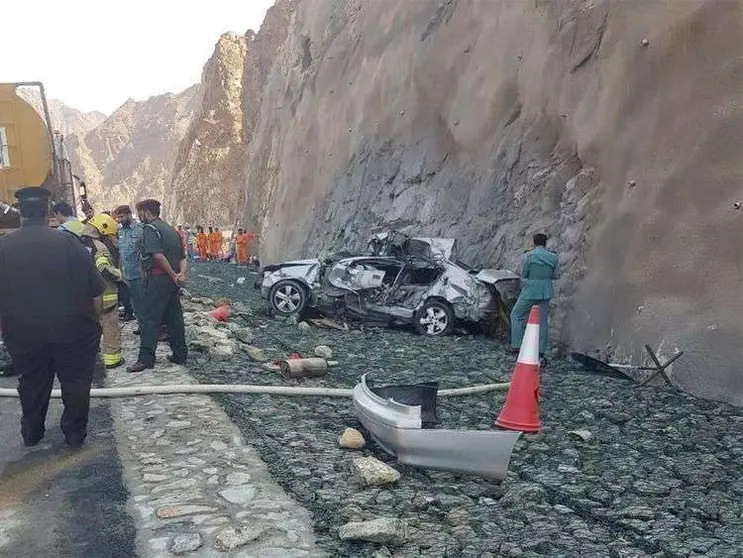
<box><xmin>92</xmin><ymin>239</ymin><xmax>121</xmax><ymax>310</ymax></box>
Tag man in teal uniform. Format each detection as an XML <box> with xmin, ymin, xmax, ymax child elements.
<box><xmin>510</xmin><ymin>233</ymin><xmax>560</xmax><ymax>356</ymax></box>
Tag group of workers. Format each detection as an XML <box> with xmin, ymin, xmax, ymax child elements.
<box><xmin>53</xmin><ymin>199</ymin><xmax>189</xmax><ymax>375</ymax></box>
<box><xmin>0</xmin><ymin>187</ymin><xmax>188</xmax><ymax>448</ymax></box>
<box><xmin>174</xmin><ymin>225</ymin><xmax>257</xmax><ymax>266</ymax></box>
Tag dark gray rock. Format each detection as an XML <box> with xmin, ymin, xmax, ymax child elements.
<box><xmin>632</xmin><ymin>479</ymin><xmax>678</xmax><ymax>496</ymax></box>
<box><xmin>338</xmin><ymin>518</ymin><xmax>405</xmax><ymax>545</ymax></box>
<box><xmin>501</xmin><ymin>483</ymin><xmax>547</xmax><ymax>507</ymax></box>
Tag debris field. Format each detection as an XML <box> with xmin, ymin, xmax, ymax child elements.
<box><xmin>185</xmin><ymin>262</ymin><xmax>743</xmax><ymax>557</ymax></box>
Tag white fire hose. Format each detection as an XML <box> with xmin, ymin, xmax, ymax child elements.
<box><xmin>0</xmin><ymin>382</ymin><xmax>509</xmax><ymax>399</ymax></box>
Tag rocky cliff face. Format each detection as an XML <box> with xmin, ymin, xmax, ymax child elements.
<box><xmin>47</xmin><ymin>99</ymin><xmax>106</xmax><ymax>139</ymax></box>
<box><xmin>165</xmin><ymin>2</ymin><xmax>299</xmax><ymax>228</ymax></box>
<box><xmin>67</xmin><ymin>88</ymin><xmax>199</xmax><ymax>210</ymax></box>
<box><xmin>164</xmin><ymin>33</ymin><xmax>249</xmax><ymax>227</ymax></box>
<box><xmin>170</xmin><ymin>0</ymin><xmax>742</xmax><ymax>404</ymax></box>
<box><xmin>17</xmin><ymin>88</ymin><xmax>106</xmax><ymax>139</ymax></box>
<box><xmin>57</xmin><ymin>0</ymin><xmax>741</xmax><ymax>405</ymax></box>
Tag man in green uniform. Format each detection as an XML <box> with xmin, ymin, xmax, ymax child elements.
<box><xmin>510</xmin><ymin>233</ymin><xmax>560</xmax><ymax>356</ymax></box>
<box><xmin>0</xmin><ymin>187</ymin><xmax>104</xmax><ymax>447</ymax></box>
<box><xmin>126</xmin><ymin>199</ymin><xmax>188</xmax><ymax>372</ymax></box>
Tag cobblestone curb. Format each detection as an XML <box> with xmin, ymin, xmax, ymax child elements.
<box><xmin>108</xmin><ymin>325</ymin><xmax>322</xmax><ymax>557</ymax></box>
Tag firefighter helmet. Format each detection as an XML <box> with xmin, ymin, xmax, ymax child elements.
<box><xmin>88</xmin><ymin>213</ymin><xmax>118</xmax><ymax>236</ymax></box>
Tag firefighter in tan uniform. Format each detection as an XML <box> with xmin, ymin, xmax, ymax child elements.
<box><xmin>81</xmin><ymin>214</ymin><xmax>125</xmax><ymax>369</ymax></box>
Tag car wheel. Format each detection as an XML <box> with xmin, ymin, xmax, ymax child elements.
<box><xmin>415</xmin><ymin>300</ymin><xmax>455</xmax><ymax>336</ymax></box>
<box><xmin>270</xmin><ymin>280</ymin><xmax>308</xmax><ymax>315</ymax></box>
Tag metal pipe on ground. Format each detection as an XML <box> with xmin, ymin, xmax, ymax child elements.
<box><xmin>0</xmin><ymin>382</ymin><xmax>509</xmax><ymax>399</ymax></box>
<box><xmin>281</xmin><ymin>358</ymin><xmax>328</xmax><ymax>378</ymax></box>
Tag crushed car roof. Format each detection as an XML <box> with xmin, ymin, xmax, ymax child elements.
<box><xmin>370</xmin><ymin>231</ymin><xmax>457</xmax><ymax>260</ymax></box>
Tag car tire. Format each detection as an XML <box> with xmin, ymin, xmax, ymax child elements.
<box><xmin>414</xmin><ymin>299</ymin><xmax>455</xmax><ymax>336</ymax></box>
<box><xmin>270</xmin><ymin>280</ymin><xmax>308</xmax><ymax>315</ymax></box>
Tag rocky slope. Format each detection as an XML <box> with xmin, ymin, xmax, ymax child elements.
<box><xmin>164</xmin><ymin>2</ymin><xmax>299</xmax><ymax>228</ymax></box>
<box><xmin>17</xmin><ymin>88</ymin><xmax>106</xmax><ymax>139</ymax></box>
<box><xmin>166</xmin><ymin>0</ymin><xmax>743</xmax><ymax>405</ymax></box>
<box><xmin>164</xmin><ymin>33</ymin><xmax>249</xmax><ymax>227</ymax></box>
<box><xmin>66</xmin><ymin>88</ymin><xmax>199</xmax><ymax>210</ymax></box>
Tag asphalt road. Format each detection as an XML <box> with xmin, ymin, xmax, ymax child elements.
<box><xmin>0</xmin><ymin>374</ymin><xmax>135</xmax><ymax>557</ymax></box>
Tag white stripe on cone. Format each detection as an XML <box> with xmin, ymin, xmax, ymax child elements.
<box><xmin>518</xmin><ymin>306</ymin><xmax>540</xmax><ymax>366</ymax></box>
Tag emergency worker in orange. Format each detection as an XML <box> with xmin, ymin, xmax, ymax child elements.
<box><xmin>234</xmin><ymin>228</ymin><xmax>257</xmax><ymax>266</ymax></box>
<box><xmin>206</xmin><ymin>227</ymin><xmax>215</xmax><ymax>259</ymax></box>
<box><xmin>210</xmin><ymin>227</ymin><xmax>223</xmax><ymax>260</ymax></box>
<box><xmin>195</xmin><ymin>226</ymin><xmax>208</xmax><ymax>261</ymax></box>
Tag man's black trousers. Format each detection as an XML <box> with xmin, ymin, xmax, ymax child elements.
<box><xmin>119</xmin><ymin>281</ymin><xmax>133</xmax><ymax>316</ymax></box>
<box><xmin>137</xmin><ymin>274</ymin><xmax>187</xmax><ymax>366</ymax></box>
<box><xmin>11</xmin><ymin>333</ymin><xmax>99</xmax><ymax>444</ymax></box>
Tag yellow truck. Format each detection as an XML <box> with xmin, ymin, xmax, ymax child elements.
<box><xmin>0</xmin><ymin>82</ymin><xmax>79</xmax><ymax>232</ymax></box>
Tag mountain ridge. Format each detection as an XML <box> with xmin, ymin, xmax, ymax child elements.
<box><xmin>65</xmin><ymin>86</ymin><xmax>199</xmax><ymax>210</ymax></box>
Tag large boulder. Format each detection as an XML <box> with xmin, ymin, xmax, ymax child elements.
<box><xmin>352</xmin><ymin>456</ymin><xmax>400</xmax><ymax>486</ymax></box>
<box><xmin>339</xmin><ymin>427</ymin><xmax>366</xmax><ymax>450</ymax></box>
<box><xmin>338</xmin><ymin>518</ymin><xmax>406</xmax><ymax>545</ymax></box>
<box><xmin>243</xmin><ymin>346</ymin><xmax>267</xmax><ymax>362</ymax></box>
<box><xmin>231</xmin><ymin>327</ymin><xmax>254</xmax><ymax>345</ymax></box>
<box><xmin>209</xmin><ymin>343</ymin><xmax>236</xmax><ymax>361</ymax></box>
<box><xmin>199</xmin><ymin>326</ymin><xmax>230</xmax><ymax>340</ymax></box>
<box><xmin>314</xmin><ymin>345</ymin><xmax>333</xmax><ymax>359</ymax></box>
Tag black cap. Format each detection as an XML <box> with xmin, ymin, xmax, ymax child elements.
<box><xmin>15</xmin><ymin>187</ymin><xmax>52</xmax><ymax>204</ymax></box>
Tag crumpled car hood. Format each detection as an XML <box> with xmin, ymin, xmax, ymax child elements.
<box><xmin>263</xmin><ymin>259</ymin><xmax>320</xmax><ymax>271</ymax></box>
<box><xmin>261</xmin><ymin>259</ymin><xmax>321</xmax><ymax>289</ymax></box>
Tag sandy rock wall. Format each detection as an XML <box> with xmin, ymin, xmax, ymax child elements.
<box><xmin>221</xmin><ymin>0</ymin><xmax>743</xmax><ymax>404</ymax></box>
<box><xmin>18</xmin><ymin>89</ymin><xmax>106</xmax><ymax>139</ymax></box>
<box><xmin>165</xmin><ymin>33</ymin><xmax>249</xmax><ymax>227</ymax></box>
<box><xmin>68</xmin><ymin>87</ymin><xmax>199</xmax><ymax>211</ymax></box>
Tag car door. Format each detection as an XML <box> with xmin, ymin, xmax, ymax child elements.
<box><xmin>324</xmin><ymin>257</ymin><xmax>405</xmax><ymax>314</ymax></box>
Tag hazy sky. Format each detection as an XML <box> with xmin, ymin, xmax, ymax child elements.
<box><xmin>2</xmin><ymin>0</ymin><xmax>274</xmax><ymax>115</ymax></box>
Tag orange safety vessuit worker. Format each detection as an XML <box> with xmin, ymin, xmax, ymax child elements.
<box><xmin>206</xmin><ymin>227</ymin><xmax>215</xmax><ymax>259</ymax></box>
<box><xmin>234</xmin><ymin>228</ymin><xmax>257</xmax><ymax>265</ymax></box>
<box><xmin>195</xmin><ymin>226</ymin><xmax>209</xmax><ymax>261</ymax></box>
<box><xmin>210</xmin><ymin>227</ymin><xmax>223</xmax><ymax>260</ymax></box>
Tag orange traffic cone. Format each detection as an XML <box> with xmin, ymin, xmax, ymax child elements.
<box><xmin>208</xmin><ymin>305</ymin><xmax>230</xmax><ymax>322</ymax></box>
<box><xmin>495</xmin><ymin>305</ymin><xmax>541</xmax><ymax>433</ymax></box>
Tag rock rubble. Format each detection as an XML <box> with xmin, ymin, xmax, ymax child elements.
<box><xmin>183</xmin><ymin>262</ymin><xmax>743</xmax><ymax>556</ymax></box>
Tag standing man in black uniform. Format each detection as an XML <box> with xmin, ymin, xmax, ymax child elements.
<box><xmin>0</xmin><ymin>187</ymin><xmax>104</xmax><ymax>447</ymax></box>
<box><xmin>127</xmin><ymin>199</ymin><xmax>188</xmax><ymax>372</ymax></box>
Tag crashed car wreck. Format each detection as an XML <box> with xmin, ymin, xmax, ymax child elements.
<box><xmin>353</xmin><ymin>374</ymin><xmax>521</xmax><ymax>480</ymax></box>
<box><xmin>259</xmin><ymin>231</ymin><xmax>520</xmax><ymax>336</ymax></box>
